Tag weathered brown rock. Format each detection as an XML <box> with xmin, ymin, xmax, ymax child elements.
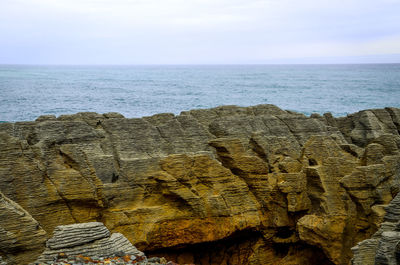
<box><xmin>0</xmin><ymin>105</ymin><xmax>399</xmax><ymax>265</ymax></box>
<box><xmin>0</xmin><ymin>191</ymin><xmax>47</xmax><ymax>265</ymax></box>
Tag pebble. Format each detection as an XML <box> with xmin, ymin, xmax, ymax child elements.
<box><xmin>27</xmin><ymin>253</ymin><xmax>195</xmax><ymax>265</ymax></box>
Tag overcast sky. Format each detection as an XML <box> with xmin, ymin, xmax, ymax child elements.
<box><xmin>1</xmin><ymin>0</ymin><xmax>400</xmax><ymax>64</ymax></box>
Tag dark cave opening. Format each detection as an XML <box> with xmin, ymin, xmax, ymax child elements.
<box><xmin>145</xmin><ymin>228</ymin><xmax>333</xmax><ymax>265</ymax></box>
<box><xmin>111</xmin><ymin>173</ymin><xmax>119</xmax><ymax>183</ymax></box>
<box><xmin>275</xmin><ymin>226</ymin><xmax>294</xmax><ymax>239</ymax></box>
<box><xmin>308</xmin><ymin>158</ymin><xmax>318</xmax><ymax>166</ymax></box>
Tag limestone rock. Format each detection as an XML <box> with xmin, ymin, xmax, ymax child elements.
<box><xmin>384</xmin><ymin>192</ymin><xmax>400</xmax><ymax>222</ymax></box>
<box><xmin>351</xmin><ymin>192</ymin><xmax>400</xmax><ymax>265</ymax></box>
<box><xmin>0</xmin><ymin>191</ymin><xmax>47</xmax><ymax>265</ymax></box>
<box><xmin>46</xmin><ymin>222</ymin><xmax>111</xmax><ymax>249</ymax></box>
<box><xmin>35</xmin><ymin>222</ymin><xmax>143</xmax><ymax>263</ymax></box>
<box><xmin>375</xmin><ymin>230</ymin><xmax>400</xmax><ymax>265</ymax></box>
<box><xmin>1</xmin><ymin>105</ymin><xmax>400</xmax><ymax>265</ymax></box>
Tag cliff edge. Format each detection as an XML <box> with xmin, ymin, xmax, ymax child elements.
<box><xmin>0</xmin><ymin>104</ymin><xmax>399</xmax><ymax>264</ymax></box>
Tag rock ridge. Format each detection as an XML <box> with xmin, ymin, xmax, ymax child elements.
<box><xmin>0</xmin><ymin>104</ymin><xmax>399</xmax><ymax>264</ymax></box>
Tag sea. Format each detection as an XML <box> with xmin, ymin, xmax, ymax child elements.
<box><xmin>1</xmin><ymin>64</ymin><xmax>399</xmax><ymax>122</ymax></box>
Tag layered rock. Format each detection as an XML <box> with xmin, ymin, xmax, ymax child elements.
<box><xmin>0</xmin><ymin>191</ymin><xmax>47</xmax><ymax>264</ymax></box>
<box><xmin>352</xmin><ymin>192</ymin><xmax>400</xmax><ymax>265</ymax></box>
<box><xmin>0</xmin><ymin>105</ymin><xmax>399</xmax><ymax>264</ymax></box>
<box><xmin>34</xmin><ymin>222</ymin><xmax>143</xmax><ymax>264</ymax></box>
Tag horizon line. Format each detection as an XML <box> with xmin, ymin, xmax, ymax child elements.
<box><xmin>1</xmin><ymin>62</ymin><xmax>400</xmax><ymax>67</ymax></box>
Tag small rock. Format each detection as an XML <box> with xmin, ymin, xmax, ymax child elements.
<box><xmin>0</xmin><ymin>256</ymin><xmax>6</xmax><ymax>265</ymax></box>
<box><xmin>148</xmin><ymin>257</ymin><xmax>161</xmax><ymax>263</ymax></box>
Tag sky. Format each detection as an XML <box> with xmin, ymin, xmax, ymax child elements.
<box><xmin>0</xmin><ymin>0</ymin><xmax>400</xmax><ymax>64</ymax></box>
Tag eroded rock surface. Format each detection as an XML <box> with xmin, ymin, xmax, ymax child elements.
<box><xmin>0</xmin><ymin>191</ymin><xmax>46</xmax><ymax>265</ymax></box>
<box><xmin>0</xmin><ymin>105</ymin><xmax>399</xmax><ymax>264</ymax></box>
<box><xmin>351</xmin><ymin>192</ymin><xmax>400</xmax><ymax>265</ymax></box>
<box><xmin>34</xmin><ymin>222</ymin><xmax>143</xmax><ymax>264</ymax></box>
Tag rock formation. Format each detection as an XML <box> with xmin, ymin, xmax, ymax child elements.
<box><xmin>0</xmin><ymin>191</ymin><xmax>47</xmax><ymax>264</ymax></box>
<box><xmin>34</xmin><ymin>222</ymin><xmax>143</xmax><ymax>264</ymax></box>
<box><xmin>351</xmin><ymin>192</ymin><xmax>400</xmax><ymax>265</ymax></box>
<box><xmin>0</xmin><ymin>104</ymin><xmax>399</xmax><ymax>265</ymax></box>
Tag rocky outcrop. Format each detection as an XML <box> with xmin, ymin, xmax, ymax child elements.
<box><xmin>351</xmin><ymin>192</ymin><xmax>400</xmax><ymax>265</ymax></box>
<box><xmin>0</xmin><ymin>191</ymin><xmax>47</xmax><ymax>265</ymax></box>
<box><xmin>34</xmin><ymin>222</ymin><xmax>143</xmax><ymax>264</ymax></box>
<box><xmin>0</xmin><ymin>105</ymin><xmax>399</xmax><ymax>264</ymax></box>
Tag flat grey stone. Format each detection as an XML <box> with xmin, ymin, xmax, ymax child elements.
<box><xmin>35</xmin><ymin>222</ymin><xmax>144</xmax><ymax>264</ymax></box>
<box><xmin>47</xmin><ymin>222</ymin><xmax>110</xmax><ymax>250</ymax></box>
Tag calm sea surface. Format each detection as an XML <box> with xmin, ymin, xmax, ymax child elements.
<box><xmin>1</xmin><ymin>64</ymin><xmax>399</xmax><ymax>122</ymax></box>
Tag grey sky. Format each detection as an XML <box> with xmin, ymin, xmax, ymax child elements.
<box><xmin>1</xmin><ymin>0</ymin><xmax>400</xmax><ymax>64</ymax></box>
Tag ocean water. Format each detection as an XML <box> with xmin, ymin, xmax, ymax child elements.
<box><xmin>0</xmin><ymin>64</ymin><xmax>399</xmax><ymax>122</ymax></box>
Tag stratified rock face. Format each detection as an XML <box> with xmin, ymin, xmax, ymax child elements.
<box><xmin>351</xmin><ymin>193</ymin><xmax>400</xmax><ymax>265</ymax></box>
<box><xmin>46</xmin><ymin>222</ymin><xmax>111</xmax><ymax>250</ymax></box>
<box><xmin>34</xmin><ymin>222</ymin><xmax>144</xmax><ymax>263</ymax></box>
<box><xmin>0</xmin><ymin>105</ymin><xmax>399</xmax><ymax>265</ymax></box>
<box><xmin>0</xmin><ymin>191</ymin><xmax>47</xmax><ymax>265</ymax></box>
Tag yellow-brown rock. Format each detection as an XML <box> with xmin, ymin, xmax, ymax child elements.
<box><xmin>0</xmin><ymin>191</ymin><xmax>47</xmax><ymax>265</ymax></box>
<box><xmin>0</xmin><ymin>105</ymin><xmax>399</xmax><ymax>265</ymax></box>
